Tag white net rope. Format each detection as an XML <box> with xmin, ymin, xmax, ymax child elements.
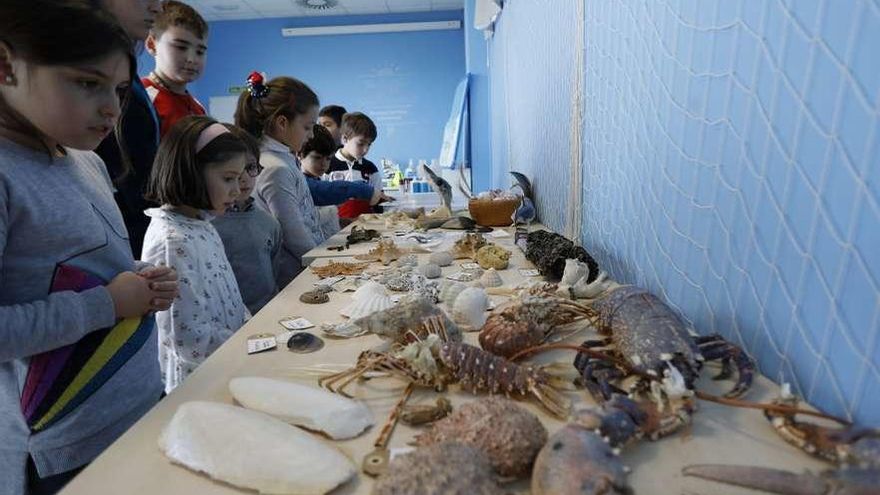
<box><xmin>582</xmin><ymin>0</ymin><xmax>879</xmax><ymax>424</ymax></box>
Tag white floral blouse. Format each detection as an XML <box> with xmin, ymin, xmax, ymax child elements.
<box><xmin>141</xmin><ymin>207</ymin><xmax>250</xmax><ymax>393</ymax></box>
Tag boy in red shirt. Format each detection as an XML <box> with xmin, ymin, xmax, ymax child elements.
<box><xmin>143</xmin><ymin>0</ymin><xmax>208</xmax><ymax>137</ymax></box>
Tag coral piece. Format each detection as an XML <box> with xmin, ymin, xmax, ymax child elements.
<box><xmin>475</xmin><ymin>245</ymin><xmax>511</xmax><ymax>270</ymax></box>
<box><xmin>310</xmin><ymin>260</ymin><xmax>370</xmax><ymax>278</ymax></box>
<box><xmin>414</xmin><ymin>397</ymin><xmax>548</xmax><ymax>478</ymax></box>
<box><xmin>372</xmin><ymin>442</ymin><xmax>503</xmax><ymax>495</ymax></box>
<box><xmin>229</xmin><ymin>377</ymin><xmax>373</xmax><ymax>440</ymax></box>
<box><xmin>450</xmin><ymin>233</ymin><xmax>488</xmax><ymax>260</ymax></box>
<box><xmin>159</xmin><ymin>401</ymin><xmax>355</xmax><ymax>494</ymax></box>
<box><xmin>428</xmin><ymin>251</ymin><xmax>454</xmax><ymax>267</ymax></box>
<box><xmin>418</xmin><ymin>263</ymin><xmax>442</xmax><ymax>279</ymax></box>
<box><xmin>525</xmin><ymin>230</ymin><xmax>599</xmax><ymax>281</ymax></box>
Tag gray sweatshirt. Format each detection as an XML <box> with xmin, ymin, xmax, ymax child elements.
<box><xmin>0</xmin><ymin>138</ymin><xmax>161</xmax><ymax>493</ymax></box>
<box><xmin>254</xmin><ymin>136</ymin><xmax>325</xmax><ymax>287</ymax></box>
<box><xmin>211</xmin><ymin>199</ymin><xmax>282</xmax><ymax>314</ymax></box>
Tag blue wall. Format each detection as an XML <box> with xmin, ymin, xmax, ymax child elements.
<box><xmin>139</xmin><ymin>11</ymin><xmax>465</xmax><ymax>166</ymax></box>
<box><xmin>488</xmin><ymin>1</ymin><xmax>880</xmax><ymax>425</ymax></box>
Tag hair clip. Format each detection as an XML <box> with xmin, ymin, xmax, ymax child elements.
<box><xmin>246</xmin><ymin>71</ymin><xmax>269</xmax><ymax>99</ymax></box>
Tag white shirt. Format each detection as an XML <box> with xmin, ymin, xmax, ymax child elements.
<box><xmin>142</xmin><ymin>207</ymin><xmax>249</xmax><ymax>393</ymax></box>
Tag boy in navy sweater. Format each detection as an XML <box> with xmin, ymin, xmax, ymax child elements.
<box><xmin>327</xmin><ymin>112</ymin><xmax>385</xmax><ymax>219</ymax></box>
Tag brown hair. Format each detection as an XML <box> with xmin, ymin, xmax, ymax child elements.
<box><xmin>0</xmin><ymin>0</ymin><xmax>135</xmax><ymax>160</ymax></box>
<box><xmin>341</xmin><ymin>112</ymin><xmax>377</xmax><ymax>141</ymax></box>
<box><xmin>234</xmin><ymin>76</ymin><xmax>319</xmax><ymax>140</ymax></box>
<box><xmin>223</xmin><ymin>123</ymin><xmax>260</xmax><ymax>162</ymax></box>
<box><xmin>146</xmin><ymin>115</ymin><xmax>247</xmax><ymax>209</ymax></box>
<box><xmin>298</xmin><ymin>124</ymin><xmax>336</xmax><ymax>159</ymax></box>
<box><xmin>152</xmin><ymin>0</ymin><xmax>208</xmax><ymax>40</ymax></box>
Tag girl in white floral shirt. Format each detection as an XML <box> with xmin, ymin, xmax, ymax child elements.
<box><xmin>142</xmin><ymin>115</ymin><xmax>251</xmax><ymax>393</ymax></box>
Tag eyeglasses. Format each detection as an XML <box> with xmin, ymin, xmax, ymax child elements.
<box><xmin>245</xmin><ymin>162</ymin><xmax>263</xmax><ymax>177</ymax></box>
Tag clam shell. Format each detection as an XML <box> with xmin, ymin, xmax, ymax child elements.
<box><xmin>479</xmin><ymin>268</ymin><xmax>503</xmax><ymax>288</ymax></box>
<box><xmin>428</xmin><ymin>251</ymin><xmax>454</xmax><ymax>267</ymax></box>
<box><xmin>340</xmin><ymin>292</ymin><xmax>395</xmax><ymax>319</ymax></box>
<box><xmin>439</xmin><ymin>281</ymin><xmax>468</xmax><ymax>304</ymax></box>
<box><xmin>451</xmin><ymin>287</ymin><xmax>489</xmax><ymax>330</ymax></box>
<box><xmin>418</xmin><ymin>263</ymin><xmax>442</xmax><ymax>279</ymax></box>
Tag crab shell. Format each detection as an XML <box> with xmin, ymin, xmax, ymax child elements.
<box><xmin>372</xmin><ymin>442</ymin><xmax>503</xmax><ymax>495</ymax></box>
<box><xmin>479</xmin><ymin>311</ymin><xmax>547</xmax><ymax>359</ymax></box>
<box><xmin>475</xmin><ymin>245</ymin><xmax>511</xmax><ymax>270</ymax></box>
<box><xmin>414</xmin><ymin>396</ymin><xmax>547</xmax><ymax>478</ymax></box>
<box><xmin>531</xmin><ymin>424</ymin><xmax>630</xmax><ymax>495</ymax></box>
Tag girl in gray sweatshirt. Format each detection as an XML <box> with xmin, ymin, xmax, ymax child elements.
<box><xmin>0</xmin><ymin>3</ymin><xmax>178</xmax><ymax>493</ymax></box>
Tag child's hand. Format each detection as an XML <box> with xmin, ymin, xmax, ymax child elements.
<box><xmin>379</xmin><ymin>192</ymin><xmax>396</xmax><ymax>203</ymax></box>
<box><xmin>138</xmin><ymin>266</ymin><xmax>180</xmax><ymax>311</ymax></box>
<box><xmin>107</xmin><ymin>271</ymin><xmax>163</xmax><ymax>318</ymax></box>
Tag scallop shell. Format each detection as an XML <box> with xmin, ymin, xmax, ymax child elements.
<box><xmin>439</xmin><ymin>281</ymin><xmax>468</xmax><ymax>304</ymax></box>
<box><xmin>560</xmin><ymin>258</ymin><xmax>591</xmax><ymax>286</ymax></box>
<box><xmin>395</xmin><ymin>254</ymin><xmax>419</xmax><ymax>268</ymax></box>
<box><xmin>451</xmin><ymin>287</ymin><xmax>489</xmax><ymax>330</ymax></box>
<box><xmin>353</xmin><ymin>281</ymin><xmax>387</xmax><ymax>301</ymax></box>
<box><xmin>418</xmin><ymin>263</ymin><xmax>442</xmax><ymax>279</ymax></box>
<box><xmin>340</xmin><ymin>292</ymin><xmax>395</xmax><ymax>319</ymax></box>
<box><xmin>479</xmin><ymin>268</ymin><xmax>503</xmax><ymax>288</ymax></box>
<box><xmin>428</xmin><ymin>251</ymin><xmax>454</xmax><ymax>267</ymax></box>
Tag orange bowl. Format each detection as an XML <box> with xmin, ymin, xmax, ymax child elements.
<box><xmin>468</xmin><ymin>197</ymin><xmax>520</xmax><ymax>227</ymax></box>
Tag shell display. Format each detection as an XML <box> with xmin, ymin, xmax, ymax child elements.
<box><xmin>439</xmin><ymin>281</ymin><xmax>468</xmax><ymax>304</ymax></box>
<box><xmin>450</xmin><ymin>233</ymin><xmax>489</xmax><ymax>260</ymax></box>
<box><xmin>428</xmin><ymin>251</ymin><xmax>453</xmax><ymax>267</ymax></box>
<box><xmin>400</xmin><ymin>397</ymin><xmax>453</xmax><ymax>426</ymax></box>
<box><xmin>286</xmin><ymin>332</ymin><xmax>325</xmax><ymax>353</ymax></box>
<box><xmin>329</xmin><ymin>297</ymin><xmax>462</xmax><ymax>344</ymax></box>
<box><xmin>525</xmin><ymin>230</ymin><xmax>599</xmax><ymax>281</ymax></box>
<box><xmin>414</xmin><ymin>397</ymin><xmax>548</xmax><ymax>478</ymax></box>
<box><xmin>385</xmin><ymin>274</ymin><xmax>415</xmax><ymax>292</ymax></box>
<box><xmin>475</xmin><ymin>245</ymin><xmax>511</xmax><ymax>270</ymax></box>
<box><xmin>479</xmin><ymin>268</ymin><xmax>503</xmax><ymax>288</ymax></box>
<box><xmin>354</xmin><ymin>238</ymin><xmax>406</xmax><ymax>266</ymax></box>
<box><xmin>418</xmin><ymin>263</ymin><xmax>442</xmax><ymax>279</ymax></box>
<box><xmin>340</xmin><ymin>292</ymin><xmax>395</xmax><ymax>320</ymax></box>
<box><xmin>299</xmin><ymin>289</ymin><xmax>330</xmax><ymax>304</ymax></box>
<box><xmin>451</xmin><ymin>287</ymin><xmax>490</xmax><ymax>330</ymax></box>
<box><xmin>372</xmin><ymin>442</ymin><xmax>503</xmax><ymax>495</ymax></box>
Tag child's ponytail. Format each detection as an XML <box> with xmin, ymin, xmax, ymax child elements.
<box><xmin>233</xmin><ymin>72</ymin><xmax>319</xmax><ymax>139</ymax></box>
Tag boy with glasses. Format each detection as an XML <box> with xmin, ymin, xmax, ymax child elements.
<box><xmin>212</xmin><ymin>125</ymin><xmax>282</xmax><ymax>313</ymax></box>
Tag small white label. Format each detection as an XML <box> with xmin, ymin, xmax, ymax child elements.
<box><xmin>519</xmin><ymin>268</ymin><xmax>541</xmax><ymax>277</ymax></box>
<box><xmin>460</xmin><ymin>262</ymin><xmax>481</xmax><ymax>270</ymax></box>
<box><xmin>247</xmin><ymin>335</ymin><xmax>277</xmax><ymax>354</ymax></box>
<box><xmin>280</xmin><ymin>317</ymin><xmax>315</xmax><ymax>330</ymax></box>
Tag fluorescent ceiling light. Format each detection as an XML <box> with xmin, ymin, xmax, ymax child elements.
<box><xmin>281</xmin><ymin>20</ymin><xmax>461</xmax><ymax>37</ymax></box>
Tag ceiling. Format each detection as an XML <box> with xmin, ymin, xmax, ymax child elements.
<box><xmin>188</xmin><ymin>0</ymin><xmax>464</xmax><ymax>21</ymax></box>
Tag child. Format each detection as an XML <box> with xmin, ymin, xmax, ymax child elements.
<box><xmin>318</xmin><ymin>104</ymin><xmax>346</xmax><ymax>147</ymax></box>
<box><xmin>0</xmin><ymin>2</ymin><xmax>178</xmax><ymax>493</ymax></box>
<box><xmin>301</xmin><ymin>125</ymin><xmax>343</xmax><ymax>237</ymax></box>
<box><xmin>328</xmin><ymin>112</ymin><xmax>385</xmax><ymax>219</ymax></box>
<box><xmin>142</xmin><ymin>115</ymin><xmax>250</xmax><ymax>393</ymax></box>
<box><xmin>235</xmin><ymin>74</ymin><xmax>389</xmax><ymax>285</ymax></box>
<box><xmin>94</xmin><ymin>0</ymin><xmax>163</xmax><ymax>258</ymax></box>
<box><xmin>143</xmin><ymin>0</ymin><xmax>208</xmax><ymax>137</ymax></box>
<box><xmin>211</xmin><ymin>125</ymin><xmax>282</xmax><ymax>315</ymax></box>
